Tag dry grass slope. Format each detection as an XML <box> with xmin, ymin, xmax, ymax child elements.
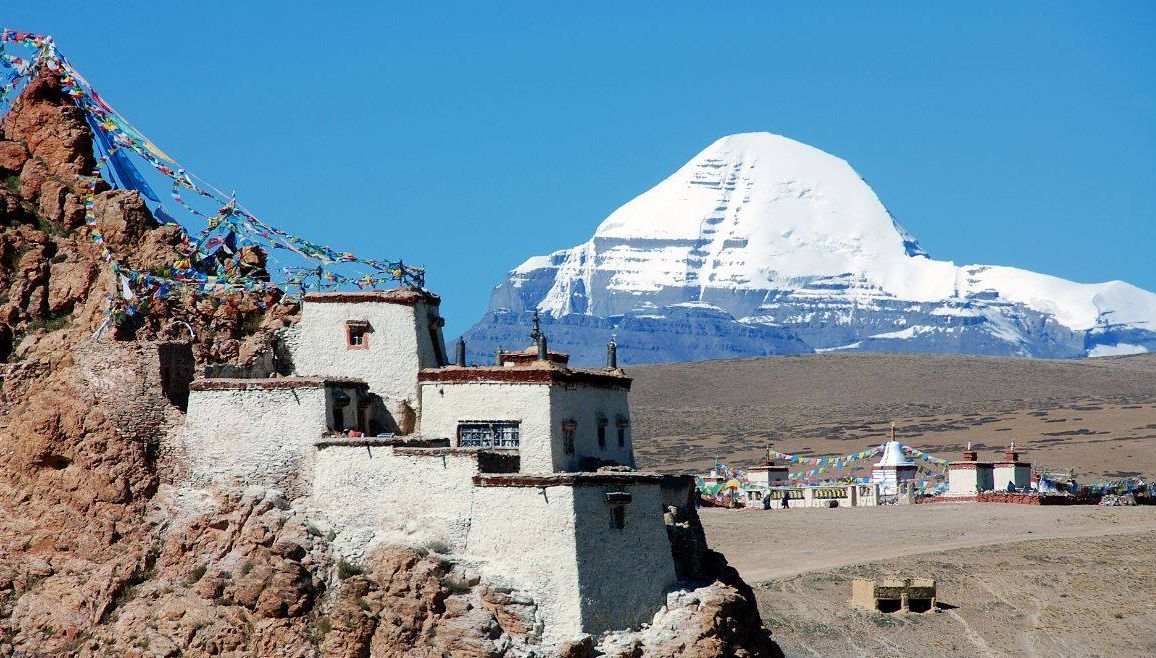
<box><xmin>628</xmin><ymin>352</ymin><xmax>1156</xmax><ymax>480</ymax></box>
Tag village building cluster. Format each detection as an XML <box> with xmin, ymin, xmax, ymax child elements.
<box><xmin>701</xmin><ymin>438</ymin><xmax>925</xmax><ymax>509</ymax></box>
<box><xmin>701</xmin><ymin>432</ymin><xmax>1046</xmax><ymax>509</ymax></box>
<box><xmin>177</xmin><ymin>290</ymin><xmax>699</xmax><ymax>645</ymax></box>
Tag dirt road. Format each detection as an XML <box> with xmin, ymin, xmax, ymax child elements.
<box><xmin>701</xmin><ymin>503</ymin><xmax>1156</xmax><ymax>581</ymax></box>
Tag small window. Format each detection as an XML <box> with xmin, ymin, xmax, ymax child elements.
<box><xmin>606</xmin><ymin>491</ymin><xmax>631</xmax><ymax>530</ymax></box>
<box><xmin>616</xmin><ymin>417</ymin><xmax>628</xmax><ymax>447</ymax></box>
<box><xmin>346</xmin><ymin>321</ymin><xmax>371</xmax><ymax>350</ymax></box>
<box><xmin>610</xmin><ymin>506</ymin><xmax>625</xmax><ymax>530</ymax></box>
<box><xmin>562</xmin><ymin>420</ymin><xmax>577</xmax><ymax>455</ymax></box>
<box><xmin>597</xmin><ymin>417</ymin><xmax>608</xmax><ymax>449</ymax></box>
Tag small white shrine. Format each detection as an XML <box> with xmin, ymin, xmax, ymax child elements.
<box><xmin>744</xmin><ymin>455</ymin><xmax>790</xmax><ymax>487</ymax></box>
<box><xmin>945</xmin><ymin>442</ymin><xmax>1035</xmax><ymax>498</ymax></box>
<box><xmin>871</xmin><ymin>427</ymin><xmax>917</xmax><ymax>496</ymax></box>
<box><xmin>945</xmin><ymin>442</ymin><xmax>995</xmax><ymax>496</ymax></box>
<box><xmin>993</xmin><ymin>442</ymin><xmax>1032</xmax><ymax>491</ymax></box>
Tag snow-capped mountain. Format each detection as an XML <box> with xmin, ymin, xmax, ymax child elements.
<box><xmin>462</xmin><ymin>132</ymin><xmax>1156</xmax><ymax>366</ymax></box>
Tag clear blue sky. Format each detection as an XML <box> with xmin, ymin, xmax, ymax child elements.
<box><xmin>7</xmin><ymin>2</ymin><xmax>1155</xmax><ymax>336</ymax></box>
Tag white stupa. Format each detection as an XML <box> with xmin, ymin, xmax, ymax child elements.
<box><xmin>871</xmin><ymin>424</ymin><xmax>917</xmax><ymax>495</ymax></box>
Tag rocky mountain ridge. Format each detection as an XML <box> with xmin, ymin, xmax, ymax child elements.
<box><xmin>463</xmin><ymin>133</ymin><xmax>1156</xmax><ymax>365</ymax></box>
<box><xmin>0</xmin><ymin>68</ymin><xmax>777</xmax><ymax>657</ymax></box>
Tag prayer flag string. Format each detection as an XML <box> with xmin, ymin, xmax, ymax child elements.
<box><xmin>1</xmin><ymin>30</ymin><xmax>426</xmax><ymax>327</ymax></box>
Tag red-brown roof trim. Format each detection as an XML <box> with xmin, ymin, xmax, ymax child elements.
<box><xmin>501</xmin><ymin>348</ymin><xmax>570</xmax><ymax>366</ymax></box>
<box><xmin>303</xmin><ymin>288</ymin><xmax>440</xmax><ymax>306</ymax></box>
<box><xmin>473</xmin><ymin>472</ymin><xmax>665</xmax><ymax>487</ymax></box>
<box><xmin>314</xmin><ymin>436</ymin><xmax>448</xmax><ymax>449</ymax></box>
<box><xmin>418</xmin><ymin>366</ymin><xmax>631</xmax><ymax>389</ymax></box>
<box><xmin>393</xmin><ymin>446</ymin><xmax>519</xmax><ymax>457</ymax></box>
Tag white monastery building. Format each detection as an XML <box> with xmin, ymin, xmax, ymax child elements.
<box><xmin>180</xmin><ymin>290</ymin><xmax>696</xmax><ymax>645</ymax></box>
<box><xmin>744</xmin><ymin>457</ymin><xmax>790</xmax><ymax>488</ymax></box>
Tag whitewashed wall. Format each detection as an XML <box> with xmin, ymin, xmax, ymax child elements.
<box><xmin>312</xmin><ymin>446</ymin><xmax>479</xmax><ymax>548</ymax></box>
<box><xmin>183</xmin><ymin>386</ymin><xmax>327</xmax><ymax>493</ymax></box>
<box><xmin>571</xmin><ymin>483</ymin><xmax>676</xmax><ymax>635</ymax></box>
<box><xmin>466</xmin><ymin>484</ymin><xmax>582</xmax><ymax>644</ymax></box>
<box><xmin>549</xmin><ymin>384</ymin><xmax>632</xmax><ymax>471</ymax></box>
<box><xmin>287</xmin><ymin>300</ymin><xmax>442</xmax><ymax>409</ymax></box>
<box><xmin>467</xmin><ymin>481</ymin><xmax>675</xmax><ymax>645</ymax></box>
<box><xmin>993</xmin><ymin>464</ymin><xmax>1030</xmax><ymax>490</ymax></box>
<box><xmin>947</xmin><ymin>466</ymin><xmax>986</xmax><ymax>496</ymax></box>
<box><xmin>419</xmin><ymin>381</ymin><xmax>632</xmax><ymax>474</ymax></box>
<box><xmin>871</xmin><ymin>467</ymin><xmax>916</xmax><ymax>496</ymax></box>
<box><xmin>418</xmin><ymin>382</ymin><xmax>555</xmax><ymax>472</ymax></box>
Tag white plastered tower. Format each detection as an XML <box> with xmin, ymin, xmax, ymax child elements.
<box><xmin>285</xmin><ymin>290</ymin><xmax>447</xmax><ymax>432</ymax></box>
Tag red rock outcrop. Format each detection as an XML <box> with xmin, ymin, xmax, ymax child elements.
<box><xmin>0</xmin><ymin>65</ymin><xmax>778</xmax><ymax>658</ymax></box>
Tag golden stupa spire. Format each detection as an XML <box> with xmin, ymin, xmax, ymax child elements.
<box><xmin>889</xmin><ymin>421</ymin><xmax>896</xmax><ymax>441</ymax></box>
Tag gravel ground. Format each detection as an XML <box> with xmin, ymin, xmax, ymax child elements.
<box><xmin>701</xmin><ymin>504</ymin><xmax>1156</xmax><ymax>658</ymax></box>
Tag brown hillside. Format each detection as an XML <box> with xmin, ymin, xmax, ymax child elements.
<box><xmin>0</xmin><ymin>66</ymin><xmax>776</xmax><ymax>657</ymax></box>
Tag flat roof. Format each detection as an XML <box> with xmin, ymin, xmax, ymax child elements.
<box><xmin>418</xmin><ymin>365</ymin><xmax>631</xmax><ymax>389</ymax></box>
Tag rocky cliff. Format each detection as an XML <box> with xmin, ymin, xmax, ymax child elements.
<box><xmin>463</xmin><ymin>133</ymin><xmax>1156</xmax><ymax>366</ymax></box>
<box><xmin>0</xmin><ymin>68</ymin><xmax>777</xmax><ymax>657</ymax></box>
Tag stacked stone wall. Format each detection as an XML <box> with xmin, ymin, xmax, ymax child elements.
<box><xmin>74</xmin><ymin>340</ymin><xmax>191</xmax><ymax>443</ymax></box>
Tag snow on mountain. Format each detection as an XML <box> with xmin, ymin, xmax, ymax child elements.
<box><xmin>463</xmin><ymin>132</ymin><xmax>1156</xmax><ymax>366</ymax></box>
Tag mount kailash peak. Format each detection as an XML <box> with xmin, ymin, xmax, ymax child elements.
<box><xmin>462</xmin><ymin>132</ymin><xmax>1156</xmax><ymax>366</ymax></box>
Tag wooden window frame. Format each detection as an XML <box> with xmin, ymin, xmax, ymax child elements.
<box><xmin>346</xmin><ymin>321</ymin><xmax>371</xmax><ymax>350</ymax></box>
<box><xmin>606</xmin><ymin>491</ymin><xmax>631</xmax><ymax>530</ymax></box>
<box><xmin>562</xmin><ymin>420</ymin><xmax>577</xmax><ymax>455</ymax></box>
<box><xmin>457</xmin><ymin>421</ymin><xmax>521</xmax><ymax>448</ymax></box>
<box><xmin>616</xmin><ymin>417</ymin><xmax>629</xmax><ymax>448</ymax></box>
